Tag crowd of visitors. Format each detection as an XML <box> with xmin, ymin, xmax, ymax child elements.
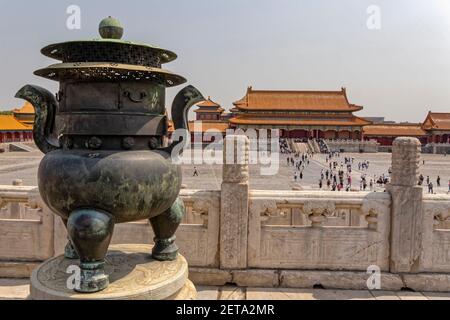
<box><xmin>196</xmin><ymin>138</ymin><xmax>450</xmax><ymax>195</ymax></box>
<box><xmin>319</xmin><ymin>153</ymin><xmax>384</xmax><ymax>191</ymax></box>
<box><xmin>289</xmin><ymin>150</ymin><xmax>394</xmax><ymax>192</ymax></box>
<box><xmin>288</xmin><ymin>152</ymin><xmax>313</xmax><ymax>183</ymax></box>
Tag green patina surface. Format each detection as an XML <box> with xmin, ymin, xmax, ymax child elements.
<box><xmin>16</xmin><ymin>16</ymin><xmax>203</xmax><ymax>294</ymax></box>
<box><xmin>39</xmin><ymin>150</ymin><xmax>181</xmax><ymax>223</ymax></box>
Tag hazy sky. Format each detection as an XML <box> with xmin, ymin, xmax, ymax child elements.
<box><xmin>1</xmin><ymin>0</ymin><xmax>450</xmax><ymax>122</ymax></box>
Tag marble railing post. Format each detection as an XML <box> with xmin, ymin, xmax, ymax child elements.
<box><xmin>9</xmin><ymin>179</ymin><xmax>23</xmax><ymax>219</ymax></box>
<box><xmin>387</xmin><ymin>137</ymin><xmax>423</xmax><ymax>273</ymax></box>
<box><xmin>220</xmin><ymin>135</ymin><xmax>250</xmax><ymax>269</ymax></box>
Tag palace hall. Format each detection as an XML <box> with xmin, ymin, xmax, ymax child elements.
<box><xmin>228</xmin><ymin>87</ymin><xmax>371</xmax><ymax>140</ymax></box>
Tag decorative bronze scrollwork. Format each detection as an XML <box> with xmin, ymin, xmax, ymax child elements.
<box><xmin>123</xmin><ymin>90</ymin><xmax>147</xmax><ymax>103</ymax></box>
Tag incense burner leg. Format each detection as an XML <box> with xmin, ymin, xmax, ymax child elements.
<box><xmin>67</xmin><ymin>209</ymin><xmax>115</xmax><ymax>293</ymax></box>
<box><xmin>61</xmin><ymin>218</ymin><xmax>79</xmax><ymax>259</ymax></box>
<box><xmin>150</xmin><ymin>197</ymin><xmax>185</xmax><ymax>261</ymax></box>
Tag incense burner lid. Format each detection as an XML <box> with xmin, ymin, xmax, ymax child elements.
<box><xmin>41</xmin><ymin>17</ymin><xmax>177</xmax><ymax>65</ymax></box>
<box><xmin>35</xmin><ymin>17</ymin><xmax>184</xmax><ymax>85</ymax></box>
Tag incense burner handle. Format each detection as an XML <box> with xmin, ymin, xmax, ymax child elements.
<box><xmin>15</xmin><ymin>85</ymin><xmax>61</xmax><ymax>154</ymax></box>
<box><xmin>123</xmin><ymin>90</ymin><xmax>148</xmax><ymax>103</ymax></box>
<box><xmin>161</xmin><ymin>85</ymin><xmax>204</xmax><ymax>154</ymax></box>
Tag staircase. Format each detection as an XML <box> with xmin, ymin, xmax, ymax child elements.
<box><xmin>312</xmin><ymin>139</ymin><xmax>320</xmax><ymax>153</ymax></box>
<box><xmin>9</xmin><ymin>143</ymin><xmax>36</xmax><ymax>152</ymax></box>
<box><xmin>306</xmin><ymin>140</ymin><xmax>315</xmax><ymax>153</ymax></box>
<box><xmin>305</xmin><ymin>139</ymin><xmax>320</xmax><ymax>153</ymax></box>
<box><xmin>287</xmin><ymin>139</ymin><xmax>309</xmax><ymax>154</ymax></box>
<box><xmin>318</xmin><ymin>139</ymin><xmax>330</xmax><ymax>153</ymax></box>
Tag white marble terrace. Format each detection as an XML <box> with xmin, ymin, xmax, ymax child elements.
<box><xmin>0</xmin><ymin>136</ymin><xmax>449</xmax><ymax>299</ymax></box>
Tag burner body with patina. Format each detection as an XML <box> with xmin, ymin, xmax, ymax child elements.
<box><xmin>16</xmin><ymin>17</ymin><xmax>204</xmax><ymax>293</ymax></box>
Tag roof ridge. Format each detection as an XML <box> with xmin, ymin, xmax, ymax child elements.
<box><xmin>248</xmin><ymin>89</ymin><xmax>345</xmax><ymax>94</ymax></box>
<box><xmin>367</xmin><ymin>123</ymin><xmax>422</xmax><ymax>126</ymax></box>
<box><xmin>197</xmin><ymin>96</ymin><xmax>221</xmax><ymax>107</ymax></box>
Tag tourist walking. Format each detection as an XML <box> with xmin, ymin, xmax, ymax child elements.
<box><xmin>418</xmin><ymin>174</ymin><xmax>424</xmax><ymax>186</ymax></box>
<box><xmin>193</xmin><ymin>167</ymin><xmax>199</xmax><ymax>177</ymax></box>
<box><xmin>437</xmin><ymin>176</ymin><xmax>441</xmax><ymax>187</ymax></box>
<box><xmin>428</xmin><ymin>182</ymin><xmax>434</xmax><ymax>194</ymax></box>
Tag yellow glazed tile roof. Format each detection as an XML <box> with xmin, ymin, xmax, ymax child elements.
<box><xmin>0</xmin><ymin>115</ymin><xmax>32</xmax><ymax>131</ymax></box>
<box><xmin>13</xmin><ymin>102</ymin><xmax>35</xmax><ymax>114</ymax></box>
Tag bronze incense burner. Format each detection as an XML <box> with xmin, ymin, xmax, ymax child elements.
<box><xmin>16</xmin><ymin>17</ymin><xmax>204</xmax><ymax>293</ymax></box>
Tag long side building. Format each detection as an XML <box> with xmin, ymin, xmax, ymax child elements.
<box><xmin>363</xmin><ymin>123</ymin><xmax>428</xmax><ymax>146</ymax></box>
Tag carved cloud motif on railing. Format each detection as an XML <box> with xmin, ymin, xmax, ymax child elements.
<box><xmin>0</xmin><ymin>190</ymin><xmax>44</xmax><ymax>221</ymax></box>
<box><xmin>302</xmin><ymin>201</ymin><xmax>336</xmax><ymax>227</ymax></box>
<box><xmin>180</xmin><ymin>191</ymin><xmax>220</xmax><ymax>227</ymax></box>
<box><xmin>251</xmin><ymin>200</ymin><xmax>279</xmax><ymax>223</ymax></box>
<box><xmin>251</xmin><ymin>195</ymin><xmax>389</xmax><ymax>228</ymax></box>
<box><xmin>425</xmin><ymin>203</ymin><xmax>450</xmax><ymax>230</ymax></box>
<box><xmin>361</xmin><ymin>200</ymin><xmax>381</xmax><ymax>230</ymax></box>
<box><xmin>26</xmin><ymin>193</ymin><xmax>44</xmax><ymax>211</ymax></box>
<box><xmin>191</xmin><ymin>198</ymin><xmax>215</xmax><ymax>226</ymax></box>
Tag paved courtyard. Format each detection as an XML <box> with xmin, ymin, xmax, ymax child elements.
<box><xmin>0</xmin><ymin>147</ymin><xmax>449</xmax><ymax>194</ymax></box>
<box><xmin>1</xmin><ymin>279</ymin><xmax>449</xmax><ymax>300</ymax></box>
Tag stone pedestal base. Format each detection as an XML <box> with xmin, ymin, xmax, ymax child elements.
<box><xmin>30</xmin><ymin>244</ymin><xmax>196</xmax><ymax>300</ymax></box>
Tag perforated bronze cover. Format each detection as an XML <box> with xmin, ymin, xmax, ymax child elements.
<box><xmin>34</xmin><ymin>62</ymin><xmax>186</xmax><ymax>87</ymax></box>
<box><xmin>41</xmin><ymin>39</ymin><xmax>177</xmax><ymax>66</ymax></box>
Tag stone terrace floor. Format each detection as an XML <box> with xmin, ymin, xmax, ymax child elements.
<box><xmin>1</xmin><ymin>279</ymin><xmax>450</xmax><ymax>300</ymax></box>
